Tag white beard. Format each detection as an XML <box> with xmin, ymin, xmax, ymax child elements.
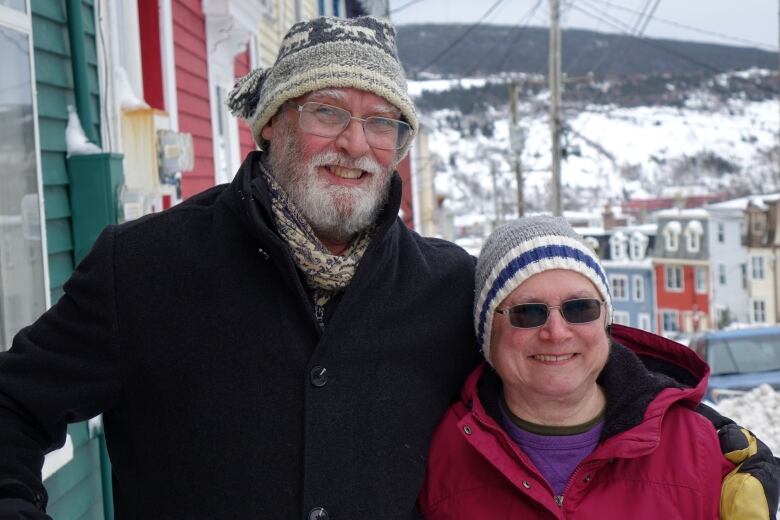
<box><xmin>267</xmin><ymin>118</ymin><xmax>394</xmax><ymax>244</ymax></box>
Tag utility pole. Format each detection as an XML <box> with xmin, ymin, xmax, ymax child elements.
<box><xmin>490</xmin><ymin>159</ymin><xmax>501</xmax><ymax>230</ymax></box>
<box><xmin>549</xmin><ymin>0</ymin><xmax>562</xmax><ymax>215</ymax></box>
<box><xmin>509</xmin><ymin>80</ymin><xmax>526</xmax><ymax>217</ymax></box>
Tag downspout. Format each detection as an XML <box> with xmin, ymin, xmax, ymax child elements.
<box><xmin>65</xmin><ymin>0</ymin><xmax>96</xmax><ymax>142</ymax></box>
<box><xmin>66</xmin><ymin>3</ymin><xmax>114</xmax><ymax>518</ymax></box>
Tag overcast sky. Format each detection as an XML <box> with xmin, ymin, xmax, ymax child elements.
<box><xmin>387</xmin><ymin>0</ymin><xmax>778</xmax><ymax>51</ymax></box>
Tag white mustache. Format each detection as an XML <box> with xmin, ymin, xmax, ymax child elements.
<box><xmin>309</xmin><ymin>152</ymin><xmax>383</xmax><ymax>176</ymax></box>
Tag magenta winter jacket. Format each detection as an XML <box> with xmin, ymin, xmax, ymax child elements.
<box><xmin>419</xmin><ymin>325</ymin><xmax>734</xmax><ymax>519</ymax></box>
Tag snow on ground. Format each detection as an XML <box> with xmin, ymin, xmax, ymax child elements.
<box><xmin>715</xmin><ymin>385</ymin><xmax>780</xmax><ymax>456</ymax></box>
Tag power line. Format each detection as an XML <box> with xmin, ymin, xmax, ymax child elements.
<box><xmin>571</xmin><ymin>0</ymin><xmax>778</xmax><ymax>95</ymax></box>
<box><xmin>413</xmin><ymin>0</ymin><xmax>508</xmax><ymax>76</ymax></box>
<box><xmin>585</xmin><ymin>0</ymin><xmax>777</xmax><ymax>51</ymax></box>
<box><xmin>462</xmin><ymin>0</ymin><xmax>544</xmax><ymax>77</ymax></box>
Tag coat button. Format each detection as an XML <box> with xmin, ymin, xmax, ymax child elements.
<box><xmin>308</xmin><ymin>507</ymin><xmax>328</xmax><ymax>520</ymax></box>
<box><xmin>310</xmin><ymin>366</ymin><xmax>328</xmax><ymax>387</ymax></box>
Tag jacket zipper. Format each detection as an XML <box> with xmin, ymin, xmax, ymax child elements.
<box><xmin>470</xmin><ymin>412</ymin><xmax>551</xmax><ymax>489</ymax></box>
<box><xmin>471</xmin><ymin>409</ymin><xmax>598</xmax><ymax>510</ymax></box>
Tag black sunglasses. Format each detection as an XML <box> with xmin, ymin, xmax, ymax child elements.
<box><xmin>495</xmin><ymin>298</ymin><xmax>605</xmax><ymax>329</ymax></box>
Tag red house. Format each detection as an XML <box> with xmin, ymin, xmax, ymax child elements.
<box><xmin>653</xmin><ymin>210</ymin><xmax>711</xmax><ymax>335</ymax></box>
<box><xmin>137</xmin><ymin>0</ymin><xmax>262</xmax><ymax>199</ymax></box>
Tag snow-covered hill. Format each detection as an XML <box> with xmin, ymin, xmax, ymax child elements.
<box><xmin>410</xmin><ymin>70</ymin><xmax>779</xmax><ymax>240</ymax></box>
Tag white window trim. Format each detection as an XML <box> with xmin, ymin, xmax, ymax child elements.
<box><xmin>610</xmin><ymin>274</ymin><xmax>629</xmax><ymax>301</ymax></box>
<box><xmin>695</xmin><ymin>266</ymin><xmax>707</xmax><ymax>294</ymax></box>
<box><xmin>664</xmin><ymin>265</ymin><xmax>684</xmax><ymax>293</ymax></box>
<box><xmin>751</xmin><ymin>255</ymin><xmax>766</xmax><ymax>280</ymax></box>
<box><xmin>661</xmin><ymin>309</ymin><xmax>679</xmax><ymax>333</ymax></box>
<box><xmin>612</xmin><ymin>311</ymin><xmax>630</xmax><ymax>326</ymax></box>
<box><xmin>751</xmin><ymin>298</ymin><xmax>767</xmax><ymax>324</ymax></box>
<box><xmin>638</xmin><ymin>313</ymin><xmax>651</xmax><ymax>331</ymax></box>
<box><xmin>0</xmin><ymin>2</ymin><xmax>51</xmax><ymax>312</ymax></box>
<box><xmin>632</xmin><ymin>275</ymin><xmax>645</xmax><ymax>302</ymax></box>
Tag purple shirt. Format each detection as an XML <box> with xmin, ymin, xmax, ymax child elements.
<box><xmin>499</xmin><ymin>402</ymin><xmax>604</xmax><ymax>495</ymax></box>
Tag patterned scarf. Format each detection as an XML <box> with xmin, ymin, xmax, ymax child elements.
<box><xmin>261</xmin><ymin>166</ymin><xmax>374</xmax><ymax>307</ymax></box>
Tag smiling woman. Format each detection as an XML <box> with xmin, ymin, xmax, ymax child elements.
<box><xmin>419</xmin><ymin>215</ymin><xmax>736</xmax><ymax>519</ymax></box>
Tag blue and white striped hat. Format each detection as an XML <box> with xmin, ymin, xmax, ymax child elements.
<box><xmin>474</xmin><ymin>216</ymin><xmax>612</xmax><ymax>365</ymax></box>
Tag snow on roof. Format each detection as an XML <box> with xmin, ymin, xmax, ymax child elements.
<box><xmin>664</xmin><ymin>220</ymin><xmax>682</xmax><ymax>234</ymax></box>
<box><xmin>706</xmin><ymin>193</ymin><xmax>780</xmax><ymax>211</ymax></box>
<box><xmin>685</xmin><ymin>220</ymin><xmax>704</xmax><ymax>234</ymax></box>
<box><xmin>656</xmin><ymin>208</ymin><xmax>709</xmax><ymax>219</ymax></box>
<box><xmin>611</xmin><ymin>230</ymin><xmax>627</xmax><ymax>242</ymax></box>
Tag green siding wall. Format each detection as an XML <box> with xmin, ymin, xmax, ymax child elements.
<box><xmin>32</xmin><ymin>0</ymin><xmax>101</xmax><ymax>301</ymax></box>
<box><xmin>31</xmin><ymin>1</ymin><xmax>107</xmax><ymax>518</ymax></box>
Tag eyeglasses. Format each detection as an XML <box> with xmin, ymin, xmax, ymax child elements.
<box><xmin>495</xmin><ymin>298</ymin><xmax>605</xmax><ymax>329</ymax></box>
<box><xmin>286</xmin><ymin>101</ymin><xmax>413</xmax><ymax>151</ymax></box>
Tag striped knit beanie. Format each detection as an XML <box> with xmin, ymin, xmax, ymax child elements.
<box><xmin>225</xmin><ymin>15</ymin><xmax>418</xmax><ymax>158</ymax></box>
<box><xmin>474</xmin><ymin>216</ymin><xmax>613</xmax><ymax>365</ymax></box>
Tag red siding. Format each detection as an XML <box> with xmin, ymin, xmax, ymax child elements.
<box><xmin>655</xmin><ymin>264</ymin><xmax>710</xmax><ymax>332</ymax></box>
<box><xmin>234</xmin><ymin>46</ymin><xmax>257</xmax><ymax>160</ymax></box>
<box><xmin>173</xmin><ymin>0</ymin><xmax>214</xmax><ymax>199</ymax></box>
<box><xmin>138</xmin><ymin>0</ymin><xmax>165</xmax><ymax>110</ymax></box>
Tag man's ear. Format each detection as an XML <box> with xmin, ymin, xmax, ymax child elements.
<box><xmin>261</xmin><ymin>122</ymin><xmax>273</xmax><ymax>140</ymax></box>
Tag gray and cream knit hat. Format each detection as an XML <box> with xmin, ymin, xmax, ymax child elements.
<box><xmin>225</xmin><ymin>15</ymin><xmax>418</xmax><ymax>158</ymax></box>
<box><xmin>474</xmin><ymin>216</ymin><xmax>613</xmax><ymax>365</ymax></box>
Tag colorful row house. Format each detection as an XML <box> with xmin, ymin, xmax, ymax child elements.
<box><xmin>579</xmin><ymin>193</ymin><xmax>780</xmax><ymax>338</ymax></box>
<box><xmin>580</xmin><ymin>224</ymin><xmax>657</xmax><ymax>333</ymax></box>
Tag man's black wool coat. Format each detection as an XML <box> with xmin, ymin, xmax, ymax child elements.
<box><xmin>0</xmin><ymin>152</ymin><xmax>479</xmax><ymax>519</ymax></box>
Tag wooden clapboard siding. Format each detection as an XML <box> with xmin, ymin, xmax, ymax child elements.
<box><xmin>30</xmin><ymin>1</ymin><xmax>107</xmax><ymax>517</ymax></box>
<box><xmin>44</xmin><ymin>424</ymin><xmax>104</xmax><ymax>519</ymax></box>
<box><xmin>173</xmin><ymin>0</ymin><xmax>215</xmax><ymax>199</ymax></box>
<box><xmin>32</xmin><ymin>0</ymin><xmax>76</xmax><ymax>301</ymax></box>
<box><xmin>233</xmin><ymin>46</ymin><xmax>256</xmax><ymax>160</ymax></box>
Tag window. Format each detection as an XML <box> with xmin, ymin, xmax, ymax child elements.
<box><xmin>664</xmin><ymin>266</ymin><xmax>683</xmax><ymax>292</ymax></box>
<box><xmin>0</xmin><ymin>9</ymin><xmax>47</xmax><ymax>351</ymax></box>
<box><xmin>610</xmin><ymin>275</ymin><xmax>628</xmax><ymax>301</ymax></box>
<box><xmin>638</xmin><ymin>313</ymin><xmax>652</xmax><ymax>331</ymax></box>
<box><xmin>629</xmin><ymin>233</ymin><xmax>647</xmax><ymax>260</ymax></box>
<box><xmin>332</xmin><ymin>0</ymin><xmax>340</xmax><ymax>16</ymax></box>
<box><xmin>663</xmin><ymin>221</ymin><xmax>680</xmax><ymax>252</ymax></box>
<box><xmin>684</xmin><ymin>220</ymin><xmax>703</xmax><ymax>253</ymax></box>
<box><xmin>751</xmin><ymin>256</ymin><xmax>765</xmax><ymax>280</ymax></box>
<box><xmin>741</xmin><ymin>263</ymin><xmax>748</xmax><ymax>289</ymax></box>
<box><xmin>609</xmin><ymin>232</ymin><xmax>626</xmax><ymax>261</ymax></box>
<box><xmin>612</xmin><ymin>311</ymin><xmax>630</xmax><ymax>326</ymax></box>
<box><xmin>752</xmin><ymin>299</ymin><xmax>767</xmax><ymax>324</ymax></box>
<box><xmin>632</xmin><ymin>275</ymin><xmax>645</xmax><ymax>302</ymax></box>
<box><xmin>661</xmin><ymin>311</ymin><xmax>679</xmax><ymax>333</ymax></box>
<box><xmin>717</xmin><ymin>222</ymin><xmax>725</xmax><ymax>243</ymax></box>
<box><xmin>718</xmin><ymin>264</ymin><xmax>726</xmax><ymax>285</ymax></box>
<box><xmin>695</xmin><ymin>267</ymin><xmax>707</xmax><ymax>294</ymax></box>
<box><xmin>318</xmin><ymin>0</ymin><xmax>325</xmax><ymax>15</ymax></box>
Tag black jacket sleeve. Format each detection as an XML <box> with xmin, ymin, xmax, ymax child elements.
<box><xmin>0</xmin><ymin>227</ymin><xmax>121</xmax><ymax>514</ymax></box>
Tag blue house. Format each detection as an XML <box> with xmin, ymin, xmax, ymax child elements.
<box><xmin>581</xmin><ymin>225</ymin><xmax>657</xmax><ymax>332</ymax></box>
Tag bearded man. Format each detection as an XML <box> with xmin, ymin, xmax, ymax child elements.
<box><xmin>0</xmin><ymin>15</ymin><xmax>777</xmax><ymax>520</ymax></box>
